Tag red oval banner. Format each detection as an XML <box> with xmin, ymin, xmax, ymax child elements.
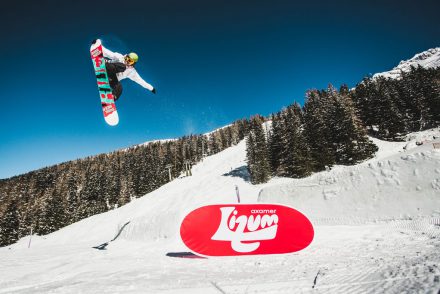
<box><xmin>180</xmin><ymin>204</ymin><xmax>314</xmax><ymax>256</ymax></box>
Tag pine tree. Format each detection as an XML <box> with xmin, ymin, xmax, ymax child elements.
<box><xmin>197</xmin><ymin>135</ymin><xmax>208</xmax><ymax>159</ymax></box>
<box><xmin>0</xmin><ymin>201</ymin><xmax>19</xmax><ymax>246</ymax></box>
<box><xmin>209</xmin><ymin>132</ymin><xmax>223</xmax><ymax>154</ymax></box>
<box><xmin>281</xmin><ymin>104</ymin><xmax>313</xmax><ymax>177</ymax></box>
<box><xmin>413</xmin><ymin>66</ymin><xmax>440</xmax><ymax>128</ymax></box>
<box><xmin>352</xmin><ymin>78</ymin><xmax>375</xmax><ymax>131</ymax></box>
<box><xmin>237</xmin><ymin>118</ymin><xmax>250</xmax><ymax>140</ymax></box>
<box><xmin>228</xmin><ymin>124</ymin><xmax>240</xmax><ymax>146</ymax></box>
<box><xmin>303</xmin><ymin>89</ymin><xmax>336</xmax><ymax>171</ymax></box>
<box><xmin>219</xmin><ymin>128</ymin><xmax>228</xmax><ymax>149</ymax></box>
<box><xmin>40</xmin><ymin>190</ymin><xmax>66</xmax><ymax>235</ymax></box>
<box><xmin>246</xmin><ymin>116</ymin><xmax>271</xmax><ymax>184</ymax></box>
<box><xmin>119</xmin><ymin>174</ymin><xmax>135</xmax><ymax>206</ymax></box>
<box><xmin>375</xmin><ymin>77</ymin><xmax>406</xmax><ymax>140</ymax></box>
<box><xmin>65</xmin><ymin>169</ymin><xmax>78</xmax><ymax>222</ymax></box>
<box><xmin>268</xmin><ymin>113</ymin><xmax>284</xmax><ymax>175</ymax></box>
<box><xmin>329</xmin><ymin>87</ymin><xmax>378</xmax><ymax>164</ymax></box>
<box><xmin>18</xmin><ymin>202</ymin><xmax>33</xmax><ymax>241</ymax></box>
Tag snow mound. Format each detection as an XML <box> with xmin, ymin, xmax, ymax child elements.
<box><xmin>373</xmin><ymin>47</ymin><xmax>440</xmax><ymax>79</ymax></box>
<box><xmin>259</xmin><ymin>130</ymin><xmax>440</xmax><ymax>224</ymax></box>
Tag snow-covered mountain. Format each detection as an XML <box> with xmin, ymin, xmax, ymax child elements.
<box><xmin>1</xmin><ymin>128</ymin><xmax>439</xmax><ymax>293</ymax></box>
<box><xmin>373</xmin><ymin>47</ymin><xmax>440</xmax><ymax>79</ymax></box>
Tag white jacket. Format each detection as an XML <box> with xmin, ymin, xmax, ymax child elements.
<box><xmin>102</xmin><ymin>46</ymin><xmax>154</xmax><ymax>92</ymax></box>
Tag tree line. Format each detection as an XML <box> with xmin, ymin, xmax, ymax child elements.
<box><xmin>353</xmin><ymin>66</ymin><xmax>440</xmax><ymax>140</ymax></box>
<box><xmin>246</xmin><ymin>66</ymin><xmax>440</xmax><ymax>184</ymax></box>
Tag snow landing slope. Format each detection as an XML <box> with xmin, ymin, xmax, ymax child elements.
<box><xmin>373</xmin><ymin>47</ymin><xmax>440</xmax><ymax>79</ymax></box>
<box><xmin>1</xmin><ymin>129</ymin><xmax>440</xmax><ymax>293</ymax></box>
<box><xmin>260</xmin><ymin>129</ymin><xmax>440</xmax><ymax>224</ymax></box>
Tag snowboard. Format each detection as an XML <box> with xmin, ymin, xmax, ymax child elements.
<box><xmin>90</xmin><ymin>39</ymin><xmax>119</xmax><ymax>126</ymax></box>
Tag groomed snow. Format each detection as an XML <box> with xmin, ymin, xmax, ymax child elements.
<box><xmin>1</xmin><ymin>128</ymin><xmax>439</xmax><ymax>293</ymax></box>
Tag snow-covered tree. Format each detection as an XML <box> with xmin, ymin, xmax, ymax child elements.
<box><xmin>246</xmin><ymin>116</ymin><xmax>271</xmax><ymax>184</ymax></box>
<box><xmin>303</xmin><ymin>88</ymin><xmax>336</xmax><ymax>171</ymax></box>
<box><xmin>0</xmin><ymin>201</ymin><xmax>19</xmax><ymax>246</ymax></box>
<box><xmin>281</xmin><ymin>104</ymin><xmax>313</xmax><ymax>177</ymax></box>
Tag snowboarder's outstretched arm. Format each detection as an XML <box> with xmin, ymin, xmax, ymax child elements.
<box><xmin>127</xmin><ymin>70</ymin><xmax>156</xmax><ymax>93</ymax></box>
<box><xmin>102</xmin><ymin>46</ymin><xmax>125</xmax><ymax>62</ymax></box>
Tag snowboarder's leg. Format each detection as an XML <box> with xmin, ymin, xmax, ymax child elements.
<box><xmin>112</xmin><ymin>82</ymin><xmax>123</xmax><ymax>101</ymax></box>
<box><xmin>105</xmin><ymin>62</ymin><xmax>125</xmax><ymax>101</ymax></box>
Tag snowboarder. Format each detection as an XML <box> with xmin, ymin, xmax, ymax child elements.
<box><xmin>92</xmin><ymin>39</ymin><xmax>156</xmax><ymax>101</ymax></box>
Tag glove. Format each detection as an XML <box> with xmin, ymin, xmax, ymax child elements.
<box><xmin>151</xmin><ymin>88</ymin><xmax>156</xmax><ymax>94</ymax></box>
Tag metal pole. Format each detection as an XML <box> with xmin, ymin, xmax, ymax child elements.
<box><xmin>28</xmin><ymin>227</ymin><xmax>33</xmax><ymax>248</ymax></box>
<box><xmin>166</xmin><ymin>164</ymin><xmax>173</xmax><ymax>181</ymax></box>
<box><xmin>235</xmin><ymin>185</ymin><xmax>241</xmax><ymax>203</ymax></box>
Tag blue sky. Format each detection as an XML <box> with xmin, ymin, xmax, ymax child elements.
<box><xmin>1</xmin><ymin>0</ymin><xmax>439</xmax><ymax>179</ymax></box>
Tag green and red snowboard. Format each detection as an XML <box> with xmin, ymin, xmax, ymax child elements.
<box><xmin>90</xmin><ymin>40</ymin><xmax>119</xmax><ymax>126</ymax></box>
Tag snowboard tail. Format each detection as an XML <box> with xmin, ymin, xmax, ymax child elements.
<box><xmin>90</xmin><ymin>40</ymin><xmax>119</xmax><ymax>126</ymax></box>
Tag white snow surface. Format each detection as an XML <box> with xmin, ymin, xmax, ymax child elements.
<box><xmin>1</xmin><ymin>128</ymin><xmax>440</xmax><ymax>293</ymax></box>
<box><xmin>373</xmin><ymin>47</ymin><xmax>440</xmax><ymax>79</ymax></box>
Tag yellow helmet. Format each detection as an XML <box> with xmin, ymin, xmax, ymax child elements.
<box><xmin>125</xmin><ymin>52</ymin><xmax>139</xmax><ymax>65</ymax></box>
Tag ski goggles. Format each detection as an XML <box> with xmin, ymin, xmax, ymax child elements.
<box><xmin>124</xmin><ymin>55</ymin><xmax>135</xmax><ymax>65</ymax></box>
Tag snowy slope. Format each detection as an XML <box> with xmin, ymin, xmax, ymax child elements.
<box><xmin>259</xmin><ymin>130</ymin><xmax>440</xmax><ymax>224</ymax></box>
<box><xmin>373</xmin><ymin>47</ymin><xmax>440</xmax><ymax>79</ymax></box>
<box><xmin>19</xmin><ymin>140</ymin><xmax>258</xmax><ymax>248</ymax></box>
<box><xmin>1</xmin><ymin>129</ymin><xmax>440</xmax><ymax>293</ymax></box>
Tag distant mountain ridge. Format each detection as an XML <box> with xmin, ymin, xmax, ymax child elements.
<box><xmin>373</xmin><ymin>47</ymin><xmax>440</xmax><ymax>79</ymax></box>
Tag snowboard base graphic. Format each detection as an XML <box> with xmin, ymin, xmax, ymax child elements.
<box><xmin>90</xmin><ymin>39</ymin><xmax>119</xmax><ymax>126</ymax></box>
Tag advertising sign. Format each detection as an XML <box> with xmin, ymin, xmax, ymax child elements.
<box><xmin>180</xmin><ymin>204</ymin><xmax>314</xmax><ymax>256</ymax></box>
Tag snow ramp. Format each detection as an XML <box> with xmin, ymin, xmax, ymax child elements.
<box><xmin>259</xmin><ymin>138</ymin><xmax>440</xmax><ymax>225</ymax></box>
